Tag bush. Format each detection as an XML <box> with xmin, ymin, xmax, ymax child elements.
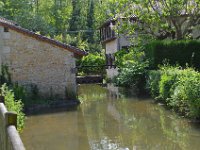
<box><xmin>147</xmin><ymin>66</ymin><xmax>200</xmax><ymax>118</ymax></box>
<box><xmin>178</xmin><ymin>70</ymin><xmax>200</xmax><ymax>117</ymax></box>
<box><xmin>114</xmin><ymin>47</ymin><xmax>149</xmax><ymax>93</ymax></box>
<box><xmin>147</xmin><ymin>70</ymin><xmax>161</xmax><ymax>97</ymax></box>
<box><xmin>158</xmin><ymin>67</ymin><xmax>179</xmax><ymax>101</ymax></box>
<box><xmin>144</xmin><ymin>40</ymin><xmax>200</xmax><ymax>69</ymax></box>
<box><xmin>0</xmin><ymin>84</ymin><xmax>25</xmax><ymax>132</ymax></box>
<box><xmin>114</xmin><ymin>61</ymin><xmax>149</xmax><ymax>90</ymax></box>
<box><xmin>12</xmin><ymin>83</ymin><xmax>27</xmax><ymax>103</ymax></box>
<box><xmin>77</xmin><ymin>53</ymin><xmax>105</xmax><ymax>75</ymax></box>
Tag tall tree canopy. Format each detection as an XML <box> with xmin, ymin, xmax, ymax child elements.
<box><xmin>0</xmin><ymin>0</ymin><xmax>113</xmax><ymax>52</ymax></box>
<box><xmin>114</xmin><ymin>0</ymin><xmax>200</xmax><ymax>40</ymax></box>
<box><xmin>1</xmin><ymin>0</ymin><xmax>198</xmax><ymax>53</ymax></box>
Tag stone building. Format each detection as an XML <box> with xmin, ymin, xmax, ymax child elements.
<box><xmin>99</xmin><ymin>15</ymin><xmax>137</xmax><ymax>79</ymax></box>
<box><xmin>0</xmin><ymin>17</ymin><xmax>87</xmax><ymax>99</ymax></box>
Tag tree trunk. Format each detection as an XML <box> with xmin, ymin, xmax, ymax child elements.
<box><xmin>171</xmin><ymin>18</ymin><xmax>183</xmax><ymax>40</ymax></box>
<box><xmin>176</xmin><ymin>29</ymin><xmax>183</xmax><ymax>40</ymax></box>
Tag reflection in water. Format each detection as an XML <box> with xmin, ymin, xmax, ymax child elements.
<box><xmin>21</xmin><ymin>84</ymin><xmax>200</xmax><ymax>150</ymax></box>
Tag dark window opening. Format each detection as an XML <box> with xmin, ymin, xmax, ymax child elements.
<box><xmin>121</xmin><ymin>46</ymin><xmax>130</xmax><ymax>53</ymax></box>
<box><xmin>121</xmin><ymin>46</ymin><xmax>129</xmax><ymax>50</ymax></box>
<box><xmin>100</xmin><ymin>24</ymin><xmax>116</xmax><ymax>41</ymax></box>
<box><xmin>105</xmin><ymin>53</ymin><xmax>116</xmax><ymax>69</ymax></box>
<box><xmin>4</xmin><ymin>27</ymin><xmax>9</xmax><ymax>32</ymax></box>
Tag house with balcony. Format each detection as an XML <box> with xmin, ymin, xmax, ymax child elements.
<box><xmin>100</xmin><ymin>12</ymin><xmax>200</xmax><ymax>79</ymax></box>
<box><xmin>99</xmin><ymin>15</ymin><xmax>137</xmax><ymax>79</ymax></box>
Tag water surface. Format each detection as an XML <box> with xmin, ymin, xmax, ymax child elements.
<box><xmin>21</xmin><ymin>84</ymin><xmax>200</xmax><ymax>150</ymax></box>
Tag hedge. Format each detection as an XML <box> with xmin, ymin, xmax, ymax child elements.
<box><xmin>144</xmin><ymin>40</ymin><xmax>200</xmax><ymax>69</ymax></box>
<box><xmin>147</xmin><ymin>66</ymin><xmax>200</xmax><ymax>118</ymax></box>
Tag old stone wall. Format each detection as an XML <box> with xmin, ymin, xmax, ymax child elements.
<box><xmin>0</xmin><ymin>26</ymin><xmax>76</xmax><ymax>99</ymax></box>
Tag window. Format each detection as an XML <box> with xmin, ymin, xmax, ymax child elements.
<box><xmin>100</xmin><ymin>24</ymin><xmax>116</xmax><ymax>41</ymax></box>
<box><xmin>105</xmin><ymin>53</ymin><xmax>116</xmax><ymax>69</ymax></box>
<box><xmin>121</xmin><ymin>46</ymin><xmax>129</xmax><ymax>52</ymax></box>
<box><xmin>4</xmin><ymin>27</ymin><xmax>9</xmax><ymax>32</ymax></box>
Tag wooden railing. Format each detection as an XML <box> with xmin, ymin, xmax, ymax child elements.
<box><xmin>0</xmin><ymin>97</ymin><xmax>25</xmax><ymax>150</ymax></box>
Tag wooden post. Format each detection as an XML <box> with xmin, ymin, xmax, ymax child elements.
<box><xmin>0</xmin><ymin>95</ymin><xmax>5</xmax><ymax>103</ymax></box>
<box><xmin>5</xmin><ymin>111</ymin><xmax>17</xmax><ymax>128</ymax></box>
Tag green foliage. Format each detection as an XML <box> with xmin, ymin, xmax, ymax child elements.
<box><xmin>12</xmin><ymin>83</ymin><xmax>26</xmax><ymax>103</ymax></box>
<box><xmin>0</xmin><ymin>0</ymin><xmax>107</xmax><ymax>53</ymax></box>
<box><xmin>175</xmin><ymin>69</ymin><xmax>200</xmax><ymax>117</ymax></box>
<box><xmin>114</xmin><ymin>61</ymin><xmax>148</xmax><ymax>90</ymax></box>
<box><xmin>158</xmin><ymin>66</ymin><xmax>179</xmax><ymax>101</ymax></box>
<box><xmin>144</xmin><ymin>40</ymin><xmax>200</xmax><ymax>70</ymax></box>
<box><xmin>29</xmin><ymin>84</ymin><xmax>39</xmax><ymax>101</ymax></box>
<box><xmin>0</xmin><ymin>84</ymin><xmax>25</xmax><ymax>132</ymax></box>
<box><xmin>147</xmin><ymin>66</ymin><xmax>200</xmax><ymax>118</ymax></box>
<box><xmin>114</xmin><ymin>0</ymin><xmax>200</xmax><ymax>40</ymax></box>
<box><xmin>114</xmin><ymin>47</ymin><xmax>149</xmax><ymax>92</ymax></box>
<box><xmin>147</xmin><ymin>70</ymin><xmax>161</xmax><ymax>97</ymax></box>
<box><xmin>77</xmin><ymin>53</ymin><xmax>105</xmax><ymax>75</ymax></box>
<box><xmin>0</xmin><ymin>65</ymin><xmax>11</xmax><ymax>85</ymax></box>
<box><xmin>115</xmin><ymin>47</ymin><xmax>146</xmax><ymax>68</ymax></box>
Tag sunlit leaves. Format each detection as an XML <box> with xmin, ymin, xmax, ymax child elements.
<box><xmin>112</xmin><ymin>0</ymin><xmax>200</xmax><ymax>40</ymax></box>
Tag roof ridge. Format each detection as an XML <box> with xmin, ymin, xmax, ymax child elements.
<box><xmin>0</xmin><ymin>17</ymin><xmax>18</xmax><ymax>26</ymax></box>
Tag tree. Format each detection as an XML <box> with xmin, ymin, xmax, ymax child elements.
<box><xmin>86</xmin><ymin>0</ymin><xmax>95</xmax><ymax>43</ymax></box>
<box><xmin>50</xmin><ymin>0</ymin><xmax>72</xmax><ymax>41</ymax></box>
<box><xmin>114</xmin><ymin>0</ymin><xmax>200</xmax><ymax>40</ymax></box>
<box><xmin>0</xmin><ymin>0</ymin><xmax>113</xmax><ymax>52</ymax></box>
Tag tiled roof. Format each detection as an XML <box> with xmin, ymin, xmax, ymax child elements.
<box><xmin>0</xmin><ymin>17</ymin><xmax>87</xmax><ymax>57</ymax></box>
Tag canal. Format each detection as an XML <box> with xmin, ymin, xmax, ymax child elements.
<box><xmin>21</xmin><ymin>84</ymin><xmax>200</xmax><ymax>150</ymax></box>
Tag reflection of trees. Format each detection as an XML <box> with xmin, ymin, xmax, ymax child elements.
<box><xmin>78</xmin><ymin>84</ymin><xmax>197</xmax><ymax>150</ymax></box>
<box><xmin>78</xmin><ymin>84</ymin><xmax>108</xmax><ymax>106</ymax></box>
<box><xmin>158</xmin><ymin>107</ymin><xmax>190</xmax><ymax>150</ymax></box>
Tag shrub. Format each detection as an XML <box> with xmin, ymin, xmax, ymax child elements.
<box><xmin>0</xmin><ymin>84</ymin><xmax>25</xmax><ymax>131</ymax></box>
<box><xmin>0</xmin><ymin>64</ymin><xmax>11</xmax><ymax>85</ymax></box>
<box><xmin>77</xmin><ymin>53</ymin><xmax>105</xmax><ymax>75</ymax></box>
<box><xmin>12</xmin><ymin>83</ymin><xmax>27</xmax><ymax>103</ymax></box>
<box><xmin>144</xmin><ymin>40</ymin><xmax>200</xmax><ymax>69</ymax></box>
<box><xmin>114</xmin><ymin>61</ymin><xmax>149</xmax><ymax>90</ymax></box>
<box><xmin>168</xmin><ymin>84</ymin><xmax>188</xmax><ymax>114</ymax></box>
<box><xmin>147</xmin><ymin>70</ymin><xmax>161</xmax><ymax>98</ymax></box>
<box><xmin>148</xmin><ymin>66</ymin><xmax>180</xmax><ymax>100</ymax></box>
<box><xmin>178</xmin><ymin>70</ymin><xmax>200</xmax><ymax>117</ymax></box>
<box><xmin>114</xmin><ymin>46</ymin><xmax>149</xmax><ymax>93</ymax></box>
<box><xmin>147</xmin><ymin>66</ymin><xmax>200</xmax><ymax>118</ymax></box>
<box><xmin>158</xmin><ymin>67</ymin><xmax>179</xmax><ymax>101</ymax></box>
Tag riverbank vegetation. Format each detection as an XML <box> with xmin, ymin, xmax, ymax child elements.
<box><xmin>113</xmin><ymin>47</ymin><xmax>149</xmax><ymax>93</ymax></box>
<box><xmin>147</xmin><ymin>66</ymin><xmax>200</xmax><ymax>118</ymax></box>
<box><xmin>114</xmin><ymin>40</ymin><xmax>200</xmax><ymax>118</ymax></box>
<box><xmin>0</xmin><ymin>65</ymin><xmax>25</xmax><ymax>131</ymax></box>
<box><xmin>0</xmin><ymin>84</ymin><xmax>25</xmax><ymax>131</ymax></box>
